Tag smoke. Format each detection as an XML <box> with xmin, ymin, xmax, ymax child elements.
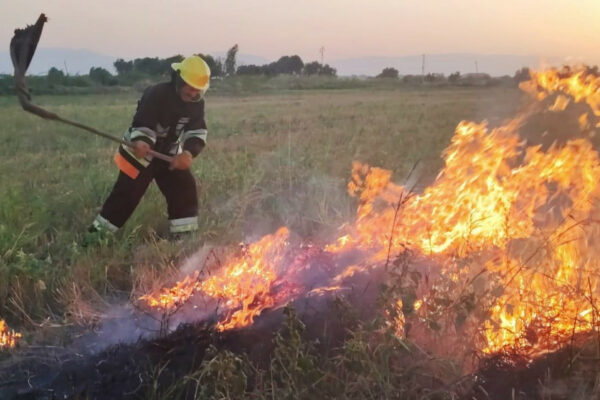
<box><xmin>72</xmin><ymin>304</ymin><xmax>157</xmax><ymax>354</ymax></box>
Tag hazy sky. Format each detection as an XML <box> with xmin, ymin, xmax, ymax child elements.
<box><xmin>3</xmin><ymin>0</ymin><xmax>600</xmax><ymax>63</ymax></box>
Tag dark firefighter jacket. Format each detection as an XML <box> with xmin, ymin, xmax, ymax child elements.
<box><xmin>115</xmin><ymin>81</ymin><xmax>207</xmax><ymax>179</ymax></box>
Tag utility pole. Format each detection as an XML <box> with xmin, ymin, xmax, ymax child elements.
<box><xmin>475</xmin><ymin>60</ymin><xmax>479</xmax><ymax>74</ymax></box>
<box><xmin>319</xmin><ymin>46</ymin><xmax>325</xmax><ymax>64</ymax></box>
<box><xmin>421</xmin><ymin>54</ymin><xmax>426</xmax><ymax>76</ymax></box>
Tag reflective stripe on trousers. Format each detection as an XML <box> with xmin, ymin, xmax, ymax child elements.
<box><xmin>92</xmin><ymin>214</ymin><xmax>119</xmax><ymax>233</ymax></box>
<box><xmin>169</xmin><ymin>216</ymin><xmax>198</xmax><ymax>233</ymax></box>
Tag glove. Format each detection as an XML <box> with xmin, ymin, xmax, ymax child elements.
<box><xmin>170</xmin><ymin>150</ymin><xmax>193</xmax><ymax>170</ymax></box>
<box><xmin>131</xmin><ymin>141</ymin><xmax>151</xmax><ymax>159</ymax></box>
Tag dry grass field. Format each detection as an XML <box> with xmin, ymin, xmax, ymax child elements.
<box><xmin>0</xmin><ymin>86</ymin><xmax>523</xmax><ymax>307</ymax></box>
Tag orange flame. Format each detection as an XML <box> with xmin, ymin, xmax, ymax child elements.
<box><xmin>140</xmin><ymin>228</ymin><xmax>290</xmax><ymax>331</ymax></box>
<box><xmin>139</xmin><ymin>271</ymin><xmax>200</xmax><ymax>310</ymax></box>
<box><xmin>521</xmin><ymin>66</ymin><xmax>600</xmax><ymax>117</ymax></box>
<box><xmin>0</xmin><ymin>319</ymin><xmax>21</xmax><ymax>350</ymax></box>
<box><xmin>141</xmin><ymin>66</ymin><xmax>600</xmax><ymax>357</ymax></box>
<box><xmin>343</xmin><ymin>104</ymin><xmax>600</xmax><ymax>353</ymax></box>
<box><xmin>200</xmin><ymin>227</ymin><xmax>289</xmax><ymax>331</ymax></box>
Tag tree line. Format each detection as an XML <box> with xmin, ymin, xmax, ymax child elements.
<box><xmin>373</xmin><ymin>66</ymin><xmax>538</xmax><ymax>87</ymax></box>
<box><xmin>237</xmin><ymin>56</ymin><xmax>336</xmax><ymax>76</ymax></box>
<box><xmin>0</xmin><ymin>43</ymin><xmax>341</xmax><ymax>95</ymax></box>
<box><xmin>110</xmin><ymin>45</ymin><xmax>337</xmax><ymax>78</ymax></box>
<box><xmin>14</xmin><ymin>44</ymin><xmax>336</xmax><ymax>90</ymax></box>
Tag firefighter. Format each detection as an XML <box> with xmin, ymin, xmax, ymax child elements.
<box><xmin>89</xmin><ymin>55</ymin><xmax>210</xmax><ymax>238</ymax></box>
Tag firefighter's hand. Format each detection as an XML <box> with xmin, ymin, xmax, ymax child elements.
<box><xmin>170</xmin><ymin>151</ymin><xmax>193</xmax><ymax>170</ymax></box>
<box><xmin>131</xmin><ymin>141</ymin><xmax>151</xmax><ymax>159</ymax></box>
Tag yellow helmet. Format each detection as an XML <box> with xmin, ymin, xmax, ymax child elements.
<box><xmin>171</xmin><ymin>55</ymin><xmax>211</xmax><ymax>91</ymax></box>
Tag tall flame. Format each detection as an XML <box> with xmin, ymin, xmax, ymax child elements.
<box><xmin>521</xmin><ymin>66</ymin><xmax>600</xmax><ymax>120</ymax></box>
<box><xmin>141</xmin><ymin>66</ymin><xmax>600</xmax><ymax>357</ymax></box>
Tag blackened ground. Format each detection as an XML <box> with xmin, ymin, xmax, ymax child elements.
<box><xmin>3</xmin><ymin>261</ymin><xmax>596</xmax><ymax>400</ymax></box>
<box><xmin>470</xmin><ymin>334</ymin><xmax>600</xmax><ymax>400</ymax></box>
<box><xmin>0</xmin><ymin>322</ymin><xmax>210</xmax><ymax>399</ymax></box>
<box><xmin>0</xmin><ymin>278</ymin><xmax>373</xmax><ymax>400</ymax></box>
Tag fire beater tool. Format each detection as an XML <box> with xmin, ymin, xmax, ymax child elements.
<box><xmin>10</xmin><ymin>13</ymin><xmax>173</xmax><ymax>162</ymax></box>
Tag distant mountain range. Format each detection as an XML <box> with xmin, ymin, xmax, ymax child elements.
<box><xmin>332</xmin><ymin>54</ymin><xmax>568</xmax><ymax>77</ymax></box>
<box><xmin>0</xmin><ymin>48</ymin><xmax>117</xmax><ymax>75</ymax></box>
<box><xmin>0</xmin><ymin>48</ymin><xmax>572</xmax><ymax>77</ymax></box>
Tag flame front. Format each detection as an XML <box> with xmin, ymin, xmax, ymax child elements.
<box><xmin>200</xmin><ymin>227</ymin><xmax>289</xmax><ymax>331</ymax></box>
<box><xmin>341</xmin><ymin>66</ymin><xmax>600</xmax><ymax>354</ymax></box>
<box><xmin>521</xmin><ymin>66</ymin><xmax>600</xmax><ymax>120</ymax></box>
<box><xmin>140</xmin><ymin>228</ymin><xmax>290</xmax><ymax>331</ymax></box>
<box><xmin>141</xmin><ymin>66</ymin><xmax>600</xmax><ymax>357</ymax></box>
<box><xmin>0</xmin><ymin>319</ymin><xmax>21</xmax><ymax>350</ymax></box>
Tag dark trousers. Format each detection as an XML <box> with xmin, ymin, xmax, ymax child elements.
<box><xmin>100</xmin><ymin>159</ymin><xmax>198</xmax><ymax>229</ymax></box>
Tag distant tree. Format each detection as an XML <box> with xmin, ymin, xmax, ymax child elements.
<box><xmin>319</xmin><ymin>64</ymin><xmax>336</xmax><ymax>77</ymax></box>
<box><xmin>424</xmin><ymin>73</ymin><xmax>444</xmax><ymax>82</ymax></box>
<box><xmin>116</xmin><ymin>55</ymin><xmax>183</xmax><ymax>77</ymax></box>
<box><xmin>163</xmin><ymin>55</ymin><xmax>184</xmax><ymax>75</ymax></box>
<box><xmin>264</xmin><ymin>62</ymin><xmax>277</xmax><ymax>76</ymax></box>
<box><xmin>513</xmin><ymin>67</ymin><xmax>530</xmax><ymax>84</ymax></box>
<box><xmin>273</xmin><ymin>55</ymin><xmax>303</xmax><ymax>74</ymax></box>
<box><xmin>302</xmin><ymin>61</ymin><xmax>337</xmax><ymax>77</ymax></box>
<box><xmin>225</xmin><ymin>44</ymin><xmax>239</xmax><ymax>76</ymax></box>
<box><xmin>237</xmin><ymin>64</ymin><xmax>266</xmax><ymax>75</ymax></box>
<box><xmin>47</xmin><ymin>67</ymin><xmax>65</xmax><ymax>85</ymax></box>
<box><xmin>303</xmin><ymin>61</ymin><xmax>321</xmax><ymax>76</ymax></box>
<box><xmin>133</xmin><ymin>57</ymin><xmax>164</xmax><ymax>75</ymax></box>
<box><xmin>89</xmin><ymin>67</ymin><xmax>115</xmax><ymax>85</ymax></box>
<box><xmin>89</xmin><ymin>67</ymin><xmax>109</xmax><ymax>84</ymax></box>
<box><xmin>376</xmin><ymin>67</ymin><xmax>399</xmax><ymax>79</ymax></box>
<box><xmin>288</xmin><ymin>55</ymin><xmax>304</xmax><ymax>74</ymax></box>
<box><xmin>114</xmin><ymin>58</ymin><xmax>133</xmax><ymax>75</ymax></box>
<box><xmin>197</xmin><ymin>54</ymin><xmax>223</xmax><ymax>77</ymax></box>
<box><xmin>448</xmin><ymin>71</ymin><xmax>461</xmax><ymax>83</ymax></box>
<box><xmin>264</xmin><ymin>56</ymin><xmax>304</xmax><ymax>75</ymax></box>
<box><xmin>213</xmin><ymin>57</ymin><xmax>224</xmax><ymax>77</ymax></box>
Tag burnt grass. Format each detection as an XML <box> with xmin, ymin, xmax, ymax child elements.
<box><xmin>2</xmin><ymin>313</ymin><xmax>599</xmax><ymax>399</ymax></box>
<box><xmin>471</xmin><ymin>337</ymin><xmax>600</xmax><ymax>400</ymax></box>
<box><xmin>1</xmin><ymin>322</ymin><xmax>228</xmax><ymax>400</ymax></box>
<box><xmin>0</xmin><ymin>279</ymin><xmax>371</xmax><ymax>399</ymax></box>
<box><xmin>0</xmin><ymin>313</ymin><xmax>322</xmax><ymax>399</ymax></box>
<box><xmin>1</xmin><ymin>262</ymin><xmax>599</xmax><ymax>400</ymax></box>
<box><xmin>3</xmin><ymin>311</ymin><xmax>599</xmax><ymax>399</ymax></box>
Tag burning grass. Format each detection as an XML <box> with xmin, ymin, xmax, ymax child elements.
<box><xmin>0</xmin><ymin>320</ymin><xmax>21</xmax><ymax>350</ymax></box>
<box><xmin>140</xmin><ymin>66</ymin><xmax>600</xmax><ymax>364</ymax></box>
